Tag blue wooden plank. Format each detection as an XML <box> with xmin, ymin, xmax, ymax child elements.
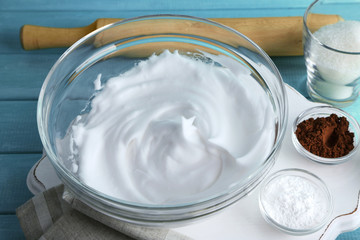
<box><xmin>0</xmin><ymin>0</ymin><xmax>359</xmax><ymax>17</ymax></box>
<box><xmin>272</xmin><ymin>56</ymin><xmax>308</xmax><ymax>98</ymax></box>
<box><xmin>0</xmin><ymin>54</ymin><xmax>59</xmax><ymax>100</ymax></box>
<box><xmin>0</xmin><ymin>101</ymin><xmax>42</xmax><ymax>153</ymax></box>
<box><xmin>325</xmin><ymin>0</ymin><xmax>360</xmax><ymax>3</ymax></box>
<box><xmin>0</xmin><ymin>154</ymin><xmax>40</xmax><ymax>213</ymax></box>
<box><xmin>337</xmin><ymin>231</ymin><xmax>360</xmax><ymax>240</ymax></box>
<box><xmin>0</xmin><ymin>0</ymin><xmax>313</xmax><ymax>11</ymax></box>
<box><xmin>0</xmin><ymin>215</ymin><xmax>24</xmax><ymax>240</ymax></box>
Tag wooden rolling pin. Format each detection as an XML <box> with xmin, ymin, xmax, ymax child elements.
<box><xmin>20</xmin><ymin>14</ymin><xmax>342</xmax><ymax>56</ymax></box>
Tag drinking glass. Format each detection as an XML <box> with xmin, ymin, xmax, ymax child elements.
<box><xmin>303</xmin><ymin>0</ymin><xmax>360</xmax><ymax>107</ymax></box>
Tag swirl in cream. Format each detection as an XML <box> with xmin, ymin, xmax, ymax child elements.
<box><xmin>58</xmin><ymin>50</ymin><xmax>276</xmax><ymax>204</ymax></box>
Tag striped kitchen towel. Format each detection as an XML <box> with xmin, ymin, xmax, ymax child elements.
<box><xmin>16</xmin><ymin>185</ymin><xmax>192</xmax><ymax>240</ymax></box>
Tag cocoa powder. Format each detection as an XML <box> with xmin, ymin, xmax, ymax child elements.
<box><xmin>295</xmin><ymin>114</ymin><xmax>354</xmax><ymax>158</ymax></box>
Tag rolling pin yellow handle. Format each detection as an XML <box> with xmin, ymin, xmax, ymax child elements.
<box><xmin>20</xmin><ymin>23</ymin><xmax>95</xmax><ymax>50</ymax></box>
<box><xmin>21</xmin><ymin>21</ymin><xmax>89</xmax><ymax>50</ymax></box>
<box><xmin>20</xmin><ymin>18</ymin><xmax>121</xmax><ymax>50</ymax></box>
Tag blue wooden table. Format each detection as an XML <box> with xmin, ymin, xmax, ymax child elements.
<box><xmin>0</xmin><ymin>0</ymin><xmax>359</xmax><ymax>239</ymax></box>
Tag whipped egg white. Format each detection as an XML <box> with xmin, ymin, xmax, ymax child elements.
<box><xmin>57</xmin><ymin>50</ymin><xmax>276</xmax><ymax>204</ymax></box>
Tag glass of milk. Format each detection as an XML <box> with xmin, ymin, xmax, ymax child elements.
<box><xmin>303</xmin><ymin>0</ymin><xmax>360</xmax><ymax>107</ymax></box>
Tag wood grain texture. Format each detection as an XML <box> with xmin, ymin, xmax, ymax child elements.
<box><xmin>0</xmin><ymin>215</ymin><xmax>24</xmax><ymax>240</ymax></box>
<box><xmin>0</xmin><ymin>0</ymin><xmax>313</xmax><ymax>11</ymax></box>
<box><xmin>0</xmin><ymin>54</ymin><xmax>59</xmax><ymax>100</ymax></box>
<box><xmin>0</xmin><ymin>101</ymin><xmax>42</xmax><ymax>153</ymax></box>
<box><xmin>0</xmin><ymin>154</ymin><xmax>41</xmax><ymax>213</ymax></box>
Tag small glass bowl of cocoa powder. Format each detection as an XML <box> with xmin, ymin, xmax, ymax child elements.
<box><xmin>292</xmin><ymin>106</ymin><xmax>360</xmax><ymax>164</ymax></box>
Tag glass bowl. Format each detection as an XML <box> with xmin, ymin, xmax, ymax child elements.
<box><xmin>292</xmin><ymin>106</ymin><xmax>360</xmax><ymax>164</ymax></box>
<box><xmin>37</xmin><ymin>15</ymin><xmax>288</xmax><ymax>226</ymax></box>
<box><xmin>259</xmin><ymin>168</ymin><xmax>333</xmax><ymax>235</ymax></box>
<box><xmin>303</xmin><ymin>0</ymin><xmax>360</xmax><ymax>107</ymax></box>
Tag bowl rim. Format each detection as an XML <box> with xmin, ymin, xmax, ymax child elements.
<box><xmin>292</xmin><ymin>106</ymin><xmax>360</xmax><ymax>165</ymax></box>
<box><xmin>259</xmin><ymin>168</ymin><xmax>333</xmax><ymax>235</ymax></box>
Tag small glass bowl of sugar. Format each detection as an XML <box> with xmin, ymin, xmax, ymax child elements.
<box><xmin>259</xmin><ymin>168</ymin><xmax>333</xmax><ymax>235</ymax></box>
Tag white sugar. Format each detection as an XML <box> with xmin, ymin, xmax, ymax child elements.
<box><xmin>262</xmin><ymin>175</ymin><xmax>328</xmax><ymax>229</ymax></box>
<box><xmin>310</xmin><ymin>20</ymin><xmax>360</xmax><ymax>95</ymax></box>
<box><xmin>314</xmin><ymin>21</ymin><xmax>360</xmax><ymax>52</ymax></box>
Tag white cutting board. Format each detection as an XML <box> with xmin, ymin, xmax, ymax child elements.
<box><xmin>27</xmin><ymin>84</ymin><xmax>360</xmax><ymax>240</ymax></box>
